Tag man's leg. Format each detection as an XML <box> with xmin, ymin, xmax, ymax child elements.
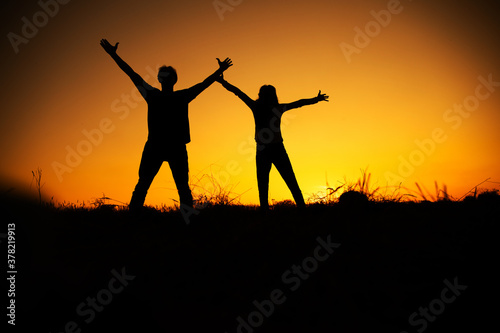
<box><xmin>256</xmin><ymin>145</ymin><xmax>273</xmax><ymax>211</ymax></box>
<box><xmin>168</xmin><ymin>145</ymin><xmax>193</xmax><ymax>209</ymax></box>
<box><xmin>272</xmin><ymin>144</ymin><xmax>306</xmax><ymax>208</ymax></box>
<box><xmin>129</xmin><ymin>141</ymin><xmax>163</xmax><ymax>211</ymax></box>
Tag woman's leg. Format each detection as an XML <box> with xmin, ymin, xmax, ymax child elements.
<box><xmin>256</xmin><ymin>145</ymin><xmax>273</xmax><ymax>210</ymax></box>
<box><xmin>272</xmin><ymin>144</ymin><xmax>306</xmax><ymax>208</ymax></box>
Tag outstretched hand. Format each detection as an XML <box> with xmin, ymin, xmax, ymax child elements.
<box><xmin>100</xmin><ymin>39</ymin><xmax>119</xmax><ymax>55</ymax></box>
<box><xmin>217</xmin><ymin>57</ymin><xmax>233</xmax><ymax>72</ymax></box>
<box><xmin>317</xmin><ymin>90</ymin><xmax>329</xmax><ymax>102</ymax></box>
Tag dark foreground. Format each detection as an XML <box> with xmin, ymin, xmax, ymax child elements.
<box><xmin>3</xmin><ymin>196</ymin><xmax>499</xmax><ymax>333</ymax></box>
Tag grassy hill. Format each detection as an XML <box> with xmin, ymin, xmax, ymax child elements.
<box><xmin>4</xmin><ymin>192</ymin><xmax>499</xmax><ymax>332</ymax></box>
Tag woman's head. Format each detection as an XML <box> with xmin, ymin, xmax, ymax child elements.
<box><xmin>257</xmin><ymin>85</ymin><xmax>279</xmax><ymax>106</ymax></box>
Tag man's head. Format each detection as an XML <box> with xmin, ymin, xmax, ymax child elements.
<box><xmin>158</xmin><ymin>65</ymin><xmax>177</xmax><ymax>87</ymax></box>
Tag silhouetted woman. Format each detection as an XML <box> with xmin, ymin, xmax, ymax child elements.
<box><xmin>217</xmin><ymin>75</ymin><xmax>329</xmax><ymax>210</ymax></box>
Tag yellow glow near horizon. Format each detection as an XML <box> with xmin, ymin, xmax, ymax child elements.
<box><xmin>1</xmin><ymin>0</ymin><xmax>499</xmax><ymax>206</ymax></box>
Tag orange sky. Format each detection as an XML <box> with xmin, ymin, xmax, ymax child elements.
<box><xmin>1</xmin><ymin>0</ymin><xmax>499</xmax><ymax>206</ymax></box>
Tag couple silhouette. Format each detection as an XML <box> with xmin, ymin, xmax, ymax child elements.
<box><xmin>100</xmin><ymin>39</ymin><xmax>329</xmax><ymax>212</ymax></box>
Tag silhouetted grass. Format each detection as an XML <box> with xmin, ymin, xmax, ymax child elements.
<box><xmin>6</xmin><ymin>169</ymin><xmax>499</xmax><ymax>332</ymax></box>
<box><xmin>4</xmin><ymin>183</ymin><xmax>499</xmax><ymax>332</ymax></box>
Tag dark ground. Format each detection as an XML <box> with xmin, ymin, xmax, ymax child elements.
<box><xmin>3</xmin><ymin>194</ymin><xmax>499</xmax><ymax>333</ymax></box>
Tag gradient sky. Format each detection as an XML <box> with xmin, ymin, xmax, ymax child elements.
<box><xmin>1</xmin><ymin>0</ymin><xmax>499</xmax><ymax>206</ymax></box>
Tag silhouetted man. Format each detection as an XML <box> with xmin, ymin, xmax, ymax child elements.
<box><xmin>100</xmin><ymin>39</ymin><xmax>232</xmax><ymax>212</ymax></box>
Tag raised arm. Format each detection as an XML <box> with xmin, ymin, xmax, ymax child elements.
<box><xmin>283</xmin><ymin>90</ymin><xmax>329</xmax><ymax>111</ymax></box>
<box><xmin>185</xmin><ymin>58</ymin><xmax>233</xmax><ymax>102</ymax></box>
<box><xmin>217</xmin><ymin>75</ymin><xmax>255</xmax><ymax>109</ymax></box>
<box><xmin>100</xmin><ymin>39</ymin><xmax>153</xmax><ymax>97</ymax></box>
